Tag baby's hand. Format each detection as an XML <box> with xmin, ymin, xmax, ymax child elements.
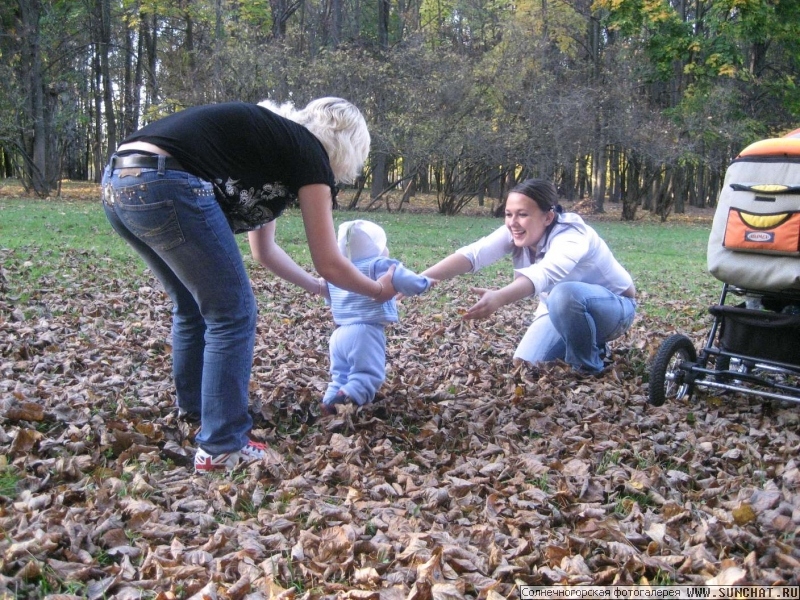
<box><xmin>396</xmin><ymin>278</ymin><xmax>437</xmax><ymax>301</ymax></box>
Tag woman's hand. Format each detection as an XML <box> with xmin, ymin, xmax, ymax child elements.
<box><xmin>462</xmin><ymin>287</ymin><xmax>503</xmax><ymax>320</ymax></box>
<box><xmin>461</xmin><ymin>276</ymin><xmax>535</xmax><ymax>320</ymax></box>
<box><xmin>373</xmin><ymin>265</ymin><xmax>397</xmax><ymax>302</ymax></box>
<box><xmin>317</xmin><ymin>277</ymin><xmax>330</xmax><ymax>300</ymax></box>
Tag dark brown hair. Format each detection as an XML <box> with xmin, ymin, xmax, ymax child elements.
<box><xmin>510</xmin><ymin>179</ymin><xmax>560</xmax><ymax>213</ymax></box>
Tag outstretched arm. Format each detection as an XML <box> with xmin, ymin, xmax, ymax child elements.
<box><xmin>420</xmin><ymin>253</ymin><xmax>473</xmax><ymax>282</ymax></box>
<box><xmin>375</xmin><ymin>259</ymin><xmax>434</xmax><ymax>296</ymax></box>
<box><xmin>248</xmin><ymin>221</ymin><xmax>324</xmax><ymax>295</ymax></box>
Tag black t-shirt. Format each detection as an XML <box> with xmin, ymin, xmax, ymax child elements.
<box><xmin>122</xmin><ymin>102</ymin><xmax>337</xmax><ymax>233</ymax></box>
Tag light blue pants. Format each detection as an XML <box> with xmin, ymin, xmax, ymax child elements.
<box><xmin>323</xmin><ymin>324</ymin><xmax>386</xmax><ymax>406</ymax></box>
<box><xmin>514</xmin><ymin>281</ymin><xmax>637</xmax><ymax>373</ymax></box>
<box><xmin>102</xmin><ymin>163</ymin><xmax>256</xmax><ymax>455</ymax></box>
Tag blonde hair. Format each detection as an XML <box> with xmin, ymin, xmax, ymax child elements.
<box><xmin>258</xmin><ymin>97</ymin><xmax>370</xmax><ymax>184</ymax></box>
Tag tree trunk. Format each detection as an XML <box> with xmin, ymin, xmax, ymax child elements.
<box><xmin>214</xmin><ymin>0</ymin><xmax>224</xmax><ymax>100</ymax></box>
<box><xmin>691</xmin><ymin>163</ymin><xmax>704</xmax><ymax>208</ymax></box>
<box><xmin>370</xmin><ymin>152</ymin><xmax>389</xmax><ymax>202</ymax></box>
<box><xmin>122</xmin><ymin>17</ymin><xmax>137</xmax><ymax>138</ymax></box>
<box><xmin>561</xmin><ymin>162</ymin><xmax>576</xmax><ymax>201</ymax></box>
<box><xmin>577</xmin><ymin>155</ymin><xmax>588</xmax><ymax>199</ymax></box>
<box><xmin>92</xmin><ymin>45</ymin><xmax>103</xmax><ymax>181</ymax></box>
<box><xmin>18</xmin><ymin>0</ymin><xmax>50</xmax><ymax>195</ymax></box>
<box><xmin>378</xmin><ymin>0</ymin><xmax>389</xmax><ymax>48</ymax></box>
<box><xmin>398</xmin><ymin>174</ymin><xmax>417</xmax><ymax>211</ymax></box>
<box><xmin>97</xmin><ymin>0</ymin><xmax>116</xmax><ymax>167</ymax></box>
<box><xmin>609</xmin><ymin>145</ymin><xmax>621</xmax><ymax>204</ymax></box>
<box><xmin>620</xmin><ymin>154</ymin><xmax>641</xmax><ymax>221</ymax></box>
<box><xmin>396</xmin><ymin>162</ymin><xmax>420</xmax><ymax>211</ymax></box>
<box><xmin>184</xmin><ymin>6</ymin><xmax>199</xmax><ymax>104</ymax></box>
<box><xmin>270</xmin><ymin>0</ymin><xmax>302</xmax><ymax>38</ymax></box>
<box><xmin>653</xmin><ymin>164</ymin><xmax>674</xmax><ymax>221</ymax></box>
<box><xmin>592</xmin><ymin>144</ymin><xmax>607</xmax><ymax>213</ymax></box>
<box><xmin>329</xmin><ymin>0</ymin><xmax>342</xmax><ymax>46</ymax></box>
<box><xmin>1</xmin><ymin>148</ymin><xmax>13</xmax><ymax>177</ymax></box>
<box><xmin>673</xmin><ymin>167</ymin><xmax>687</xmax><ymax>214</ymax></box>
<box><xmin>142</xmin><ymin>10</ymin><xmax>159</xmax><ymax>109</ymax></box>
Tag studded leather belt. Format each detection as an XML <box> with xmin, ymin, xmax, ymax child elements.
<box><xmin>110</xmin><ymin>154</ymin><xmax>186</xmax><ymax>171</ymax></box>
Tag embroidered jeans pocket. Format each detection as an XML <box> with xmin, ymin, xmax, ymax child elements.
<box><xmin>114</xmin><ymin>184</ymin><xmax>185</xmax><ymax>251</ymax></box>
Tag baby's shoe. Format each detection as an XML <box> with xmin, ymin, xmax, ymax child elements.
<box><xmin>599</xmin><ymin>343</ymin><xmax>612</xmax><ymax>365</ymax></box>
<box><xmin>320</xmin><ymin>391</ymin><xmax>351</xmax><ymax>417</ymax></box>
<box><xmin>178</xmin><ymin>409</ymin><xmax>201</xmax><ymax>424</ymax></box>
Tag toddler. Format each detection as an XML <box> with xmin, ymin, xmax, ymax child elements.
<box><xmin>321</xmin><ymin>220</ymin><xmax>433</xmax><ymax>414</ymax></box>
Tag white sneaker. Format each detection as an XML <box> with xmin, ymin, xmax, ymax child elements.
<box><xmin>194</xmin><ymin>439</ymin><xmax>268</xmax><ymax>473</ymax></box>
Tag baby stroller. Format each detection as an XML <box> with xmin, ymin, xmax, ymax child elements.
<box><xmin>649</xmin><ymin>130</ymin><xmax>800</xmax><ymax>407</ymax></box>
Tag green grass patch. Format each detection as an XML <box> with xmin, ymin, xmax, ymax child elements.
<box><xmin>0</xmin><ymin>198</ymin><xmax>132</xmax><ymax>260</ymax></box>
<box><xmin>0</xmin><ymin>197</ymin><xmax>717</xmax><ymax>315</ymax></box>
<box><xmin>0</xmin><ymin>465</ymin><xmax>21</xmax><ymax>498</ymax></box>
<box><xmin>591</xmin><ymin>220</ymin><xmax>718</xmax><ymax>316</ymax></box>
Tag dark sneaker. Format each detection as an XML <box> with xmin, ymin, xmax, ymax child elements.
<box><xmin>194</xmin><ymin>439</ymin><xmax>268</xmax><ymax>473</ymax></box>
<box><xmin>178</xmin><ymin>409</ymin><xmax>201</xmax><ymax>424</ymax></box>
<box><xmin>320</xmin><ymin>391</ymin><xmax>351</xmax><ymax>416</ymax></box>
<box><xmin>599</xmin><ymin>343</ymin><xmax>611</xmax><ymax>364</ymax></box>
<box><xmin>573</xmin><ymin>365</ymin><xmax>607</xmax><ymax>380</ymax></box>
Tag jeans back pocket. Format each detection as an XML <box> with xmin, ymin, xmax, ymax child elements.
<box><xmin>114</xmin><ymin>182</ymin><xmax>186</xmax><ymax>251</ymax></box>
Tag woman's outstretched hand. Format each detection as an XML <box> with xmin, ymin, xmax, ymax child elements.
<box><xmin>461</xmin><ymin>287</ymin><xmax>503</xmax><ymax>320</ymax></box>
<box><xmin>462</xmin><ymin>277</ymin><xmax>534</xmax><ymax>319</ymax></box>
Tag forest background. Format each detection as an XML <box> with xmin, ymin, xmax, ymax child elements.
<box><xmin>2</xmin><ymin>0</ymin><xmax>800</xmax><ymax>218</ymax></box>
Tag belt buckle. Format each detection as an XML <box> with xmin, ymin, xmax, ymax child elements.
<box><xmin>117</xmin><ymin>168</ymin><xmax>141</xmax><ymax>178</ymax></box>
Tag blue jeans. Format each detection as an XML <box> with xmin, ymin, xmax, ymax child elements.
<box><xmin>102</xmin><ymin>162</ymin><xmax>256</xmax><ymax>454</ymax></box>
<box><xmin>514</xmin><ymin>281</ymin><xmax>637</xmax><ymax>373</ymax></box>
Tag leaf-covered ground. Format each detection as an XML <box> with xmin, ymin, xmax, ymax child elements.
<box><xmin>1</xmin><ymin>241</ymin><xmax>799</xmax><ymax>599</ymax></box>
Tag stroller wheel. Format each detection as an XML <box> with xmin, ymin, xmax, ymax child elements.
<box><xmin>649</xmin><ymin>334</ymin><xmax>697</xmax><ymax>406</ymax></box>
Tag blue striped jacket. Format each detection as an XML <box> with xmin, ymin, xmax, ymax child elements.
<box><xmin>328</xmin><ymin>257</ymin><xmax>432</xmax><ymax>325</ymax></box>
